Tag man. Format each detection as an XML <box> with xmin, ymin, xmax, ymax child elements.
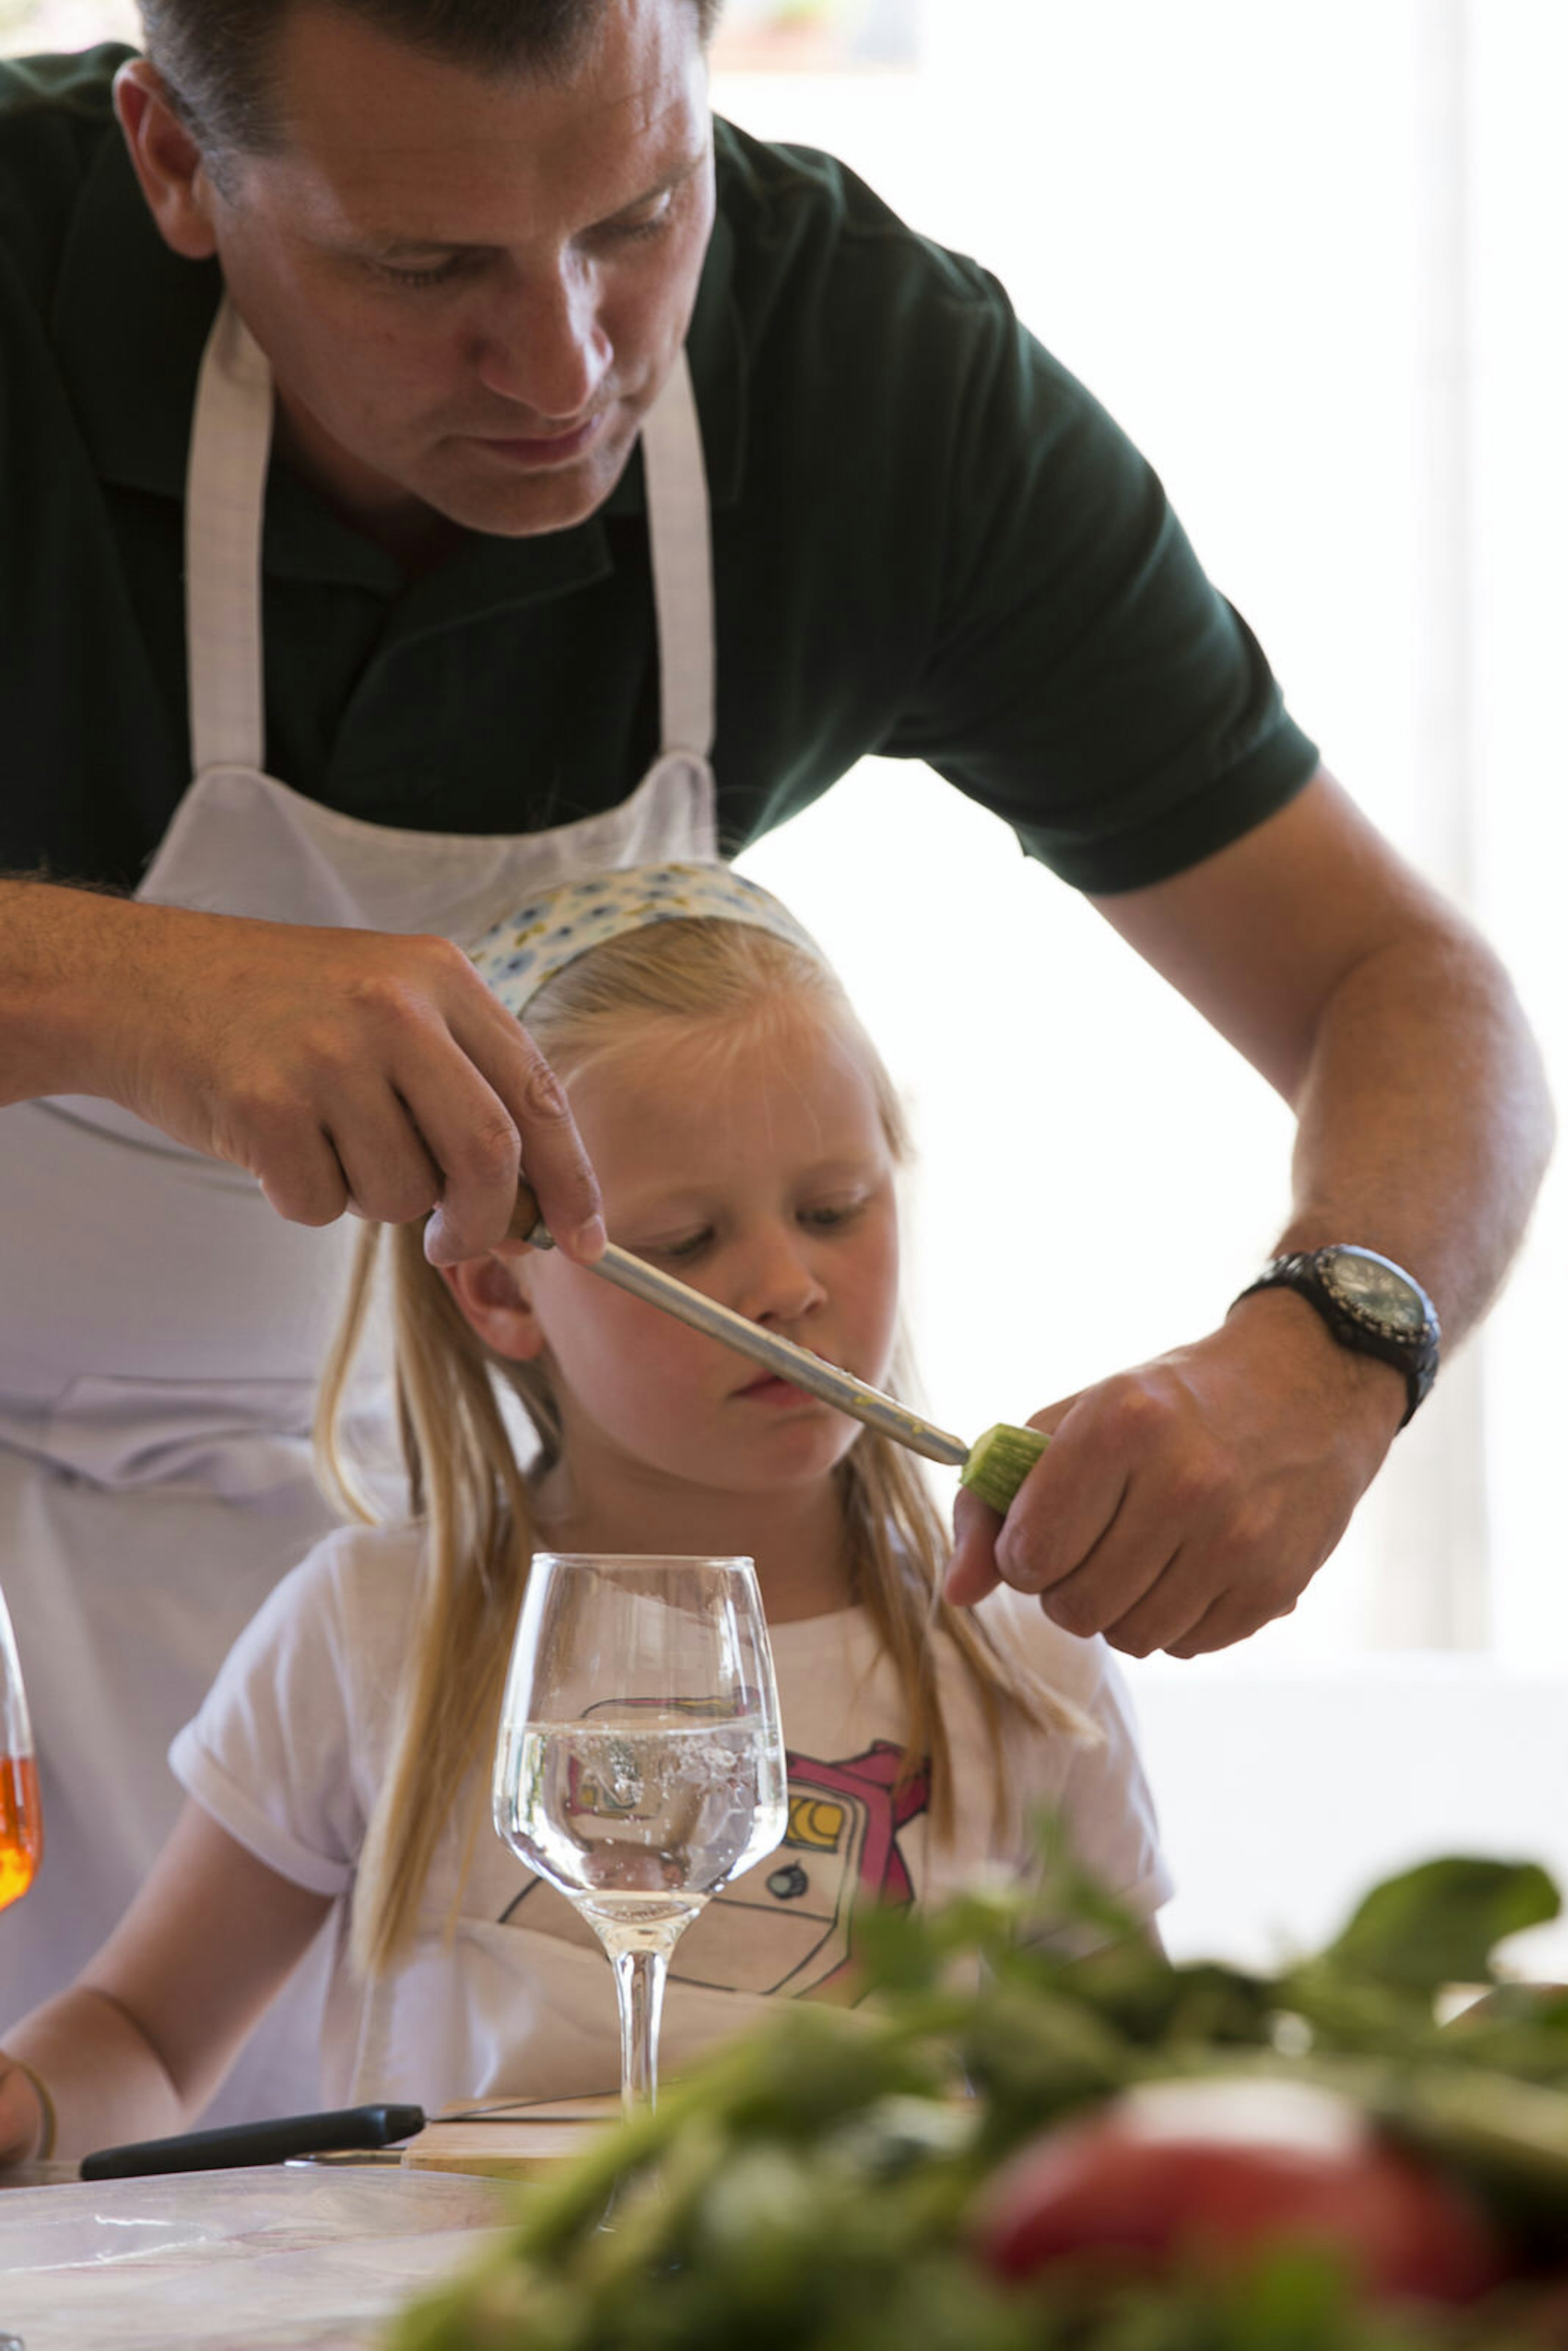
<box><xmin>0</xmin><ymin>0</ymin><xmax>1550</xmax><ymax>2112</ymax></box>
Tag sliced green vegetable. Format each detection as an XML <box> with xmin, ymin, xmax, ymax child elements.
<box><xmin>959</xmin><ymin>1422</ymin><xmax>1049</xmax><ymax>1514</ymax></box>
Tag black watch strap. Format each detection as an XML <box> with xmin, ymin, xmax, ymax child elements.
<box><xmin>1233</xmin><ymin>1247</ymin><xmax>1440</xmax><ymax>1429</ymax></box>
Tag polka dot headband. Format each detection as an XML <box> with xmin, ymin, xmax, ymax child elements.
<box><xmin>467</xmin><ymin>861</ymin><xmax>824</xmax><ymax>1019</ymax></box>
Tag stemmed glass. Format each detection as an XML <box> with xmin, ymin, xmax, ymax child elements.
<box><xmin>493</xmin><ymin>1554</ymin><xmax>788</xmax><ymax>2120</ymax></box>
<box><xmin>0</xmin><ymin>1582</ymin><xmax>41</xmax><ymax>1914</ymax></box>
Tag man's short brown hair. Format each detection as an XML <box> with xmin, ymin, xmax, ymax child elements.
<box><xmin>137</xmin><ymin>0</ymin><xmax>723</xmax><ymax>157</ymax></box>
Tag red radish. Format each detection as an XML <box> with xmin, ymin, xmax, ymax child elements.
<box><xmin>974</xmin><ymin>2077</ymin><xmax>1507</xmax><ymax>2305</ymax></box>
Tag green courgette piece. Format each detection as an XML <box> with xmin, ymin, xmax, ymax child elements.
<box><xmin>958</xmin><ymin>1424</ymin><xmax>1049</xmax><ymax>1514</ymax></box>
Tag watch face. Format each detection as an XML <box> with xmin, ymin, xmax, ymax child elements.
<box><xmin>1321</xmin><ymin>1248</ymin><xmax>1427</xmax><ymax>1335</ymax></box>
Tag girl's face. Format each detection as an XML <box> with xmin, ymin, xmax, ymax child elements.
<box><xmin>513</xmin><ymin>993</ymin><xmax>902</xmax><ymax>1504</ymax></box>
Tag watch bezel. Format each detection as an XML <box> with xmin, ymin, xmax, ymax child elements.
<box><xmin>1315</xmin><ymin>1246</ymin><xmax>1431</xmax><ymax>1340</ymax></box>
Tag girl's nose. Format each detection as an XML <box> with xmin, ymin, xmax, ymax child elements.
<box><xmin>735</xmin><ymin>1230</ymin><xmax>828</xmax><ymax>1331</ymax></box>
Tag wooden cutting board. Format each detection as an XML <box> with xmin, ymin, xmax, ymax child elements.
<box><xmin>402</xmin><ymin>2093</ymin><xmax>621</xmax><ymax>2180</ymax></box>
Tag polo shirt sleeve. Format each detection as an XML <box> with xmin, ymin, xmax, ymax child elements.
<box><xmin>881</xmin><ymin>279</ymin><xmax>1320</xmax><ymax>893</ymax></box>
<box><xmin>0</xmin><ymin>54</ymin><xmax>96</xmax><ymax>299</ymax></box>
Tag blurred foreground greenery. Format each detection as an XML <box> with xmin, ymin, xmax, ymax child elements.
<box><xmin>390</xmin><ymin>1832</ymin><xmax>1568</xmax><ymax>2351</ymax></box>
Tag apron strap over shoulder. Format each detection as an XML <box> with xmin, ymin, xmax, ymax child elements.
<box><xmin>641</xmin><ymin>349</ymin><xmax>716</xmax><ymax>764</ymax></box>
<box><xmin>185</xmin><ymin>300</ymin><xmax>274</xmax><ymax>779</ymax></box>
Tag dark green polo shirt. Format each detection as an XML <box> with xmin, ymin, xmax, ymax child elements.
<box><xmin>0</xmin><ymin>46</ymin><xmax>1317</xmax><ymax>899</ymax></box>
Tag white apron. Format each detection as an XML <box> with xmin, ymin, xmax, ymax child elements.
<box><xmin>0</xmin><ymin>300</ymin><xmax>718</xmax><ymax>2120</ymax></box>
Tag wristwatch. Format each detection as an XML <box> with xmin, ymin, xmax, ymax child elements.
<box><xmin>1232</xmin><ymin>1245</ymin><xmax>1441</xmax><ymax>1429</ymax></box>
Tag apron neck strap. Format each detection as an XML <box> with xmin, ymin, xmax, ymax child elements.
<box><xmin>185</xmin><ymin>301</ymin><xmax>274</xmax><ymax>779</ymax></box>
<box><xmin>640</xmin><ymin>347</ymin><xmax>716</xmax><ymax>764</ymax></box>
<box><xmin>182</xmin><ymin>301</ymin><xmax>716</xmax><ymax>777</ymax></box>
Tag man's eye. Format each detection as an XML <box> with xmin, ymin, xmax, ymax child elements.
<box><xmin>369</xmin><ymin>255</ymin><xmax>471</xmax><ymax>289</ymax></box>
<box><xmin>598</xmin><ymin>196</ymin><xmax>674</xmax><ymax>246</ymax></box>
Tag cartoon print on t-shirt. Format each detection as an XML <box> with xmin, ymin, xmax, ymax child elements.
<box><xmin>499</xmin><ymin>1739</ymin><xmax>929</xmax><ymax>2002</ymax></box>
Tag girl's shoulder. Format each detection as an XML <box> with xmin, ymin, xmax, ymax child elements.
<box><xmin>239</xmin><ymin>1518</ymin><xmax>428</xmax><ymax>1672</ymax></box>
<box><xmin>965</xmin><ymin>1589</ymin><xmax>1172</xmax><ymax>1928</ymax></box>
<box><xmin>969</xmin><ymin>1582</ymin><xmax>1117</xmax><ymax>1708</ymax></box>
<box><xmin>304</xmin><ymin>1517</ymin><xmax>426</xmax><ymax>1602</ymax></box>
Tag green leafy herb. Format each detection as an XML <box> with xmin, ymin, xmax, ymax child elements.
<box><xmin>1322</xmin><ymin>1860</ymin><xmax>1559</xmax><ymax>1997</ymax></box>
<box><xmin>388</xmin><ymin>1839</ymin><xmax>1568</xmax><ymax>2351</ymax></box>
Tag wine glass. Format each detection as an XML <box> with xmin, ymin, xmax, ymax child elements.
<box><xmin>0</xmin><ymin>1582</ymin><xmax>41</xmax><ymax>1914</ymax></box>
<box><xmin>493</xmin><ymin>1554</ymin><xmax>788</xmax><ymax>2120</ymax></box>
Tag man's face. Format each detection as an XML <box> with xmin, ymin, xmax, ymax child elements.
<box><xmin>192</xmin><ymin>0</ymin><xmax>715</xmax><ymax>540</ymax></box>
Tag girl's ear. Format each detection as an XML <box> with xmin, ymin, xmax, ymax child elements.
<box><xmin>439</xmin><ymin>1252</ymin><xmax>547</xmax><ymax>1362</ymax></box>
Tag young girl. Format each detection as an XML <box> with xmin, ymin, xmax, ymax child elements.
<box><xmin>0</xmin><ymin>862</ymin><xmax>1169</xmax><ymax>2162</ymax></box>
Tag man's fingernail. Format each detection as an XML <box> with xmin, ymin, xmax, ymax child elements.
<box><xmin>574</xmin><ymin>1215</ymin><xmax>608</xmax><ymax>1260</ymax></box>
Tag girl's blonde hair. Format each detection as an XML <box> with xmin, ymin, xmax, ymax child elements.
<box><xmin>318</xmin><ymin>915</ymin><xmax>1084</xmax><ymax>1976</ymax></box>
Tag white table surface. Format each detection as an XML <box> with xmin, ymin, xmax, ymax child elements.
<box><xmin>0</xmin><ymin>2162</ymin><xmax>514</xmax><ymax>2351</ymax></box>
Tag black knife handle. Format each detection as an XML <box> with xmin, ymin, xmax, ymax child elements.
<box><xmin>79</xmin><ymin>2101</ymin><xmax>428</xmax><ymax>2179</ymax></box>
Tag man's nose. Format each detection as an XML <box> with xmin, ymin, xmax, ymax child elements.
<box><xmin>473</xmin><ymin>260</ymin><xmax>611</xmax><ymax>420</ymax></box>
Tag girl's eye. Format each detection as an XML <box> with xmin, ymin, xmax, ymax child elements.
<box><xmin>801</xmin><ymin>1200</ymin><xmax>867</xmax><ymax>1232</ymax></box>
<box><xmin>648</xmin><ymin>1229</ymin><xmax>714</xmax><ymax>1264</ymax></box>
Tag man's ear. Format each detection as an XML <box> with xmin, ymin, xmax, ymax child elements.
<box><xmin>113</xmin><ymin>58</ymin><xmax>222</xmax><ymax>260</ymax></box>
<box><xmin>440</xmin><ymin>1251</ymin><xmax>548</xmax><ymax>1363</ymax></box>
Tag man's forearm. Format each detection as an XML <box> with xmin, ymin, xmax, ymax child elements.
<box><xmin>1276</xmin><ymin>916</ymin><xmax>1553</xmax><ymax>1349</ymax></box>
<box><xmin>0</xmin><ymin>875</ymin><xmax>143</xmax><ymax>1106</ymax></box>
<box><xmin>1093</xmin><ymin>771</ymin><xmax>1554</xmax><ymax>1357</ymax></box>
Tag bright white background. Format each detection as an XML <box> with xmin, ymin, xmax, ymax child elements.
<box><xmin>4</xmin><ymin>0</ymin><xmax>1565</xmax><ymax>1969</ymax></box>
<box><xmin>713</xmin><ymin>2</ymin><xmax>1568</xmax><ymax>1969</ymax></box>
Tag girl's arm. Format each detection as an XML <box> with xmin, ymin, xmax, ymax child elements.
<box><xmin>0</xmin><ymin>1799</ymin><xmax>332</xmax><ymax>2162</ymax></box>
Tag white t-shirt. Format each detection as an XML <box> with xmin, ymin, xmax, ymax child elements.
<box><xmin>170</xmin><ymin>1523</ymin><xmax>1171</xmax><ymax>2111</ymax></box>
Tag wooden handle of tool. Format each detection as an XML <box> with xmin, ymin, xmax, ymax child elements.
<box><xmin>506</xmin><ymin>1184</ymin><xmax>551</xmax><ymax>1246</ymax></box>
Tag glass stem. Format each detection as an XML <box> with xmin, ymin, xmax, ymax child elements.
<box><xmin>610</xmin><ymin>1945</ymin><xmax>670</xmax><ymax>2122</ymax></box>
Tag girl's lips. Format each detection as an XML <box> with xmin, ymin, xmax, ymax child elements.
<box><xmin>735</xmin><ymin>1369</ymin><xmax>833</xmax><ymax>1408</ymax></box>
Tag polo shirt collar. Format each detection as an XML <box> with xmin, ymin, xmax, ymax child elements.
<box><xmin>52</xmin><ymin>122</ymin><xmax>746</xmax><ymax>601</ymax></box>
